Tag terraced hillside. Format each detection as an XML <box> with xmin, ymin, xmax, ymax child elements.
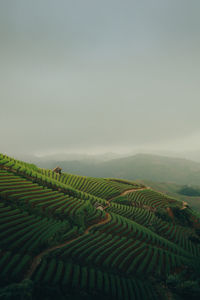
<box><xmin>0</xmin><ymin>154</ymin><xmax>200</xmax><ymax>300</ymax></box>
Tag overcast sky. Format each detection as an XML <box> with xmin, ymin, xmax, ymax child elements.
<box><xmin>1</xmin><ymin>0</ymin><xmax>200</xmax><ymax>157</ymax></box>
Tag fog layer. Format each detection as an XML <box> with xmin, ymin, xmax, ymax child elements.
<box><xmin>0</xmin><ymin>0</ymin><xmax>200</xmax><ymax>156</ymax></box>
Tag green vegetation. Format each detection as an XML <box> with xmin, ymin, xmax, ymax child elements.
<box><xmin>0</xmin><ymin>153</ymin><xmax>200</xmax><ymax>299</ymax></box>
<box><xmin>141</xmin><ymin>179</ymin><xmax>200</xmax><ymax>213</ymax></box>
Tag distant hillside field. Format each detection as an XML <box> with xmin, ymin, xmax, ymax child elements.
<box><xmin>37</xmin><ymin>153</ymin><xmax>200</xmax><ymax>185</ymax></box>
<box><xmin>0</xmin><ymin>153</ymin><xmax>200</xmax><ymax>300</ymax></box>
<box><xmin>140</xmin><ymin>180</ymin><xmax>200</xmax><ymax>213</ymax></box>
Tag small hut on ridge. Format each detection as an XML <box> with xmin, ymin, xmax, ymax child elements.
<box><xmin>52</xmin><ymin>166</ymin><xmax>62</xmax><ymax>174</ymax></box>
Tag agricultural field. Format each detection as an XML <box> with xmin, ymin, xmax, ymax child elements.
<box><xmin>0</xmin><ymin>153</ymin><xmax>200</xmax><ymax>300</ymax></box>
<box><xmin>140</xmin><ymin>179</ymin><xmax>200</xmax><ymax>213</ymax></box>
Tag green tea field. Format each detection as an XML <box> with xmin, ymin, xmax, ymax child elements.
<box><xmin>0</xmin><ymin>154</ymin><xmax>200</xmax><ymax>300</ymax></box>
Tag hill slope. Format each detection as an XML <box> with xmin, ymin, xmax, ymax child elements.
<box><xmin>37</xmin><ymin>153</ymin><xmax>200</xmax><ymax>185</ymax></box>
<box><xmin>0</xmin><ymin>153</ymin><xmax>200</xmax><ymax>300</ymax></box>
<box><xmin>139</xmin><ymin>180</ymin><xmax>200</xmax><ymax>213</ymax></box>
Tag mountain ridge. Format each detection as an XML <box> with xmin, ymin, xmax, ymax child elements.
<box><xmin>35</xmin><ymin>153</ymin><xmax>200</xmax><ymax>186</ymax></box>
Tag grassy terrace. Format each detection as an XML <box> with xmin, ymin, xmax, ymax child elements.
<box><xmin>0</xmin><ymin>153</ymin><xmax>200</xmax><ymax>299</ymax></box>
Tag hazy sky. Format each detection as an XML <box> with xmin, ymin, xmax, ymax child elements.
<box><xmin>1</xmin><ymin>0</ymin><xmax>200</xmax><ymax>156</ymax></box>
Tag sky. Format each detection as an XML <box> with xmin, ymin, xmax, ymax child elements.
<box><xmin>0</xmin><ymin>0</ymin><xmax>200</xmax><ymax>157</ymax></box>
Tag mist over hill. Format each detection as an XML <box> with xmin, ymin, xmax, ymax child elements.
<box><xmin>35</xmin><ymin>153</ymin><xmax>200</xmax><ymax>186</ymax></box>
<box><xmin>27</xmin><ymin>153</ymin><xmax>200</xmax><ymax>213</ymax></box>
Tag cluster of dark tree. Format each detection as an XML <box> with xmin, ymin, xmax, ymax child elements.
<box><xmin>0</xmin><ymin>280</ymin><xmax>111</xmax><ymax>300</ymax></box>
<box><xmin>0</xmin><ymin>280</ymin><xmax>33</xmax><ymax>300</ymax></box>
<box><xmin>166</xmin><ymin>260</ymin><xmax>200</xmax><ymax>300</ymax></box>
<box><xmin>178</xmin><ymin>186</ymin><xmax>200</xmax><ymax>197</ymax></box>
<box><xmin>171</xmin><ymin>207</ymin><xmax>193</xmax><ymax>227</ymax></box>
<box><xmin>155</xmin><ymin>208</ymin><xmax>172</xmax><ymax>222</ymax></box>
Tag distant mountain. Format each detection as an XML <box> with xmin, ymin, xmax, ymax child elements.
<box><xmin>177</xmin><ymin>149</ymin><xmax>200</xmax><ymax>163</ymax></box>
<box><xmin>98</xmin><ymin>154</ymin><xmax>200</xmax><ymax>184</ymax></box>
<box><xmin>36</xmin><ymin>153</ymin><xmax>200</xmax><ymax>185</ymax></box>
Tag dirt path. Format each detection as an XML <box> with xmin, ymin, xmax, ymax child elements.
<box><xmin>107</xmin><ymin>186</ymin><xmax>150</xmax><ymax>203</ymax></box>
<box><xmin>25</xmin><ymin>212</ymin><xmax>110</xmax><ymax>279</ymax></box>
<box><xmin>121</xmin><ymin>186</ymin><xmax>150</xmax><ymax>196</ymax></box>
<box><xmin>24</xmin><ymin>186</ymin><xmax>148</xmax><ymax>279</ymax></box>
<box><xmin>166</xmin><ymin>207</ymin><xmax>174</xmax><ymax>220</ymax></box>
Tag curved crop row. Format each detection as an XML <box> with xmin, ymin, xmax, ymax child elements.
<box><xmin>91</xmin><ymin>213</ymin><xmax>192</xmax><ymax>258</ymax></box>
<box><xmin>107</xmin><ymin>202</ymin><xmax>200</xmax><ymax>256</ymax></box>
<box><xmin>0</xmin><ymin>250</ymin><xmax>32</xmax><ymax>283</ymax></box>
<box><xmin>0</xmin><ymin>200</ymin><xmax>75</xmax><ymax>254</ymax></box>
<box><xmin>156</xmin><ymin>221</ymin><xmax>200</xmax><ymax>256</ymax></box>
<box><xmin>50</xmin><ymin>224</ymin><xmax>191</xmax><ymax>276</ymax></box>
<box><xmin>107</xmin><ymin>202</ymin><xmax>157</xmax><ymax>226</ymax></box>
<box><xmin>33</xmin><ymin>258</ymin><xmax>159</xmax><ymax>300</ymax></box>
<box><xmin>39</xmin><ymin>168</ymin><xmax>140</xmax><ymax>200</ymax></box>
<box><xmin>0</xmin><ymin>158</ymin><xmax>108</xmax><ymax>210</ymax></box>
<box><xmin>0</xmin><ymin>169</ymin><xmax>104</xmax><ymax>227</ymax></box>
<box><xmin>126</xmin><ymin>190</ymin><xmax>179</xmax><ymax>209</ymax></box>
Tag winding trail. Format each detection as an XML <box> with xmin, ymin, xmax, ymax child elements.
<box><xmin>3</xmin><ymin>163</ymin><xmax>192</xmax><ymax>280</ymax></box>
<box><xmin>166</xmin><ymin>207</ymin><xmax>174</xmax><ymax>220</ymax></box>
<box><xmin>24</xmin><ymin>185</ymin><xmax>147</xmax><ymax>280</ymax></box>
<box><xmin>120</xmin><ymin>186</ymin><xmax>150</xmax><ymax>196</ymax></box>
<box><xmin>24</xmin><ymin>183</ymin><xmax>185</xmax><ymax>279</ymax></box>
<box><xmin>25</xmin><ymin>212</ymin><xmax>111</xmax><ymax>279</ymax></box>
<box><xmin>107</xmin><ymin>186</ymin><xmax>150</xmax><ymax>203</ymax></box>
